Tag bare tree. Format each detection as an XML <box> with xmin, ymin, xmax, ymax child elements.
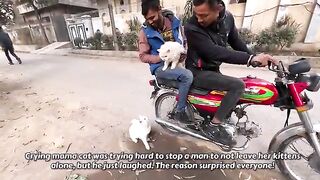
<box><xmin>0</xmin><ymin>0</ymin><xmax>15</xmax><ymax>26</ymax></box>
<box><xmin>183</xmin><ymin>0</ymin><xmax>193</xmax><ymax>25</ymax></box>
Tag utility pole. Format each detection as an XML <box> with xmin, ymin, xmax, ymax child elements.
<box><xmin>108</xmin><ymin>2</ymin><xmax>119</xmax><ymax>51</ymax></box>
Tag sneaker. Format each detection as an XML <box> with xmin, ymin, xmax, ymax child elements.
<box><xmin>9</xmin><ymin>62</ymin><xmax>14</xmax><ymax>65</ymax></box>
<box><xmin>201</xmin><ymin>122</ymin><xmax>237</xmax><ymax>146</ymax></box>
<box><xmin>173</xmin><ymin>109</ymin><xmax>193</xmax><ymax>124</ymax></box>
<box><xmin>17</xmin><ymin>58</ymin><xmax>22</xmax><ymax>64</ymax></box>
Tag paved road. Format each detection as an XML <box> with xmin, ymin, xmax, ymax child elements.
<box><xmin>0</xmin><ymin>52</ymin><xmax>319</xmax><ymax>180</ymax></box>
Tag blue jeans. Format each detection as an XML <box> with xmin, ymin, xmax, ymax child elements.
<box><xmin>154</xmin><ymin>66</ymin><xmax>193</xmax><ymax>112</ymax></box>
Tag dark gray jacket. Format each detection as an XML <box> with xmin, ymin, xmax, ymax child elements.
<box><xmin>0</xmin><ymin>31</ymin><xmax>13</xmax><ymax>48</ymax></box>
<box><xmin>184</xmin><ymin>3</ymin><xmax>253</xmax><ymax>72</ymax></box>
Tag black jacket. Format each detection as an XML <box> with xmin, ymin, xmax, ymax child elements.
<box><xmin>184</xmin><ymin>4</ymin><xmax>253</xmax><ymax>72</ymax></box>
<box><xmin>0</xmin><ymin>31</ymin><xmax>13</xmax><ymax>48</ymax></box>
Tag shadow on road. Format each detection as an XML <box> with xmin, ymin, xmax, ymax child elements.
<box><xmin>88</xmin><ymin>129</ymin><xmax>285</xmax><ymax>180</ymax></box>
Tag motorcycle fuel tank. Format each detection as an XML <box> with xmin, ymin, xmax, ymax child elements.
<box><xmin>188</xmin><ymin>76</ymin><xmax>279</xmax><ymax>113</ymax></box>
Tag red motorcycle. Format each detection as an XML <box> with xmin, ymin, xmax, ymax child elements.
<box><xmin>149</xmin><ymin>59</ymin><xmax>320</xmax><ymax>179</ymax></box>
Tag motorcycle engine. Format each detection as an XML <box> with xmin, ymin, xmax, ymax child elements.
<box><xmin>237</xmin><ymin>121</ymin><xmax>262</xmax><ymax>138</ymax></box>
<box><xmin>231</xmin><ymin>106</ymin><xmax>262</xmax><ymax>139</ymax></box>
<box><xmin>221</xmin><ymin>124</ymin><xmax>237</xmax><ymax>137</ymax></box>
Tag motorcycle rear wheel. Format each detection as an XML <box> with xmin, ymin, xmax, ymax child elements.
<box><xmin>155</xmin><ymin>91</ymin><xmax>195</xmax><ymax>133</ymax></box>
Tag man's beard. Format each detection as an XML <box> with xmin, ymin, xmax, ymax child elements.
<box><xmin>151</xmin><ymin>16</ymin><xmax>163</xmax><ymax>30</ymax></box>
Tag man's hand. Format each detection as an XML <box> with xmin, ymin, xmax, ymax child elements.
<box><xmin>251</xmin><ymin>53</ymin><xmax>278</xmax><ymax>67</ymax></box>
<box><xmin>179</xmin><ymin>53</ymin><xmax>187</xmax><ymax>63</ymax></box>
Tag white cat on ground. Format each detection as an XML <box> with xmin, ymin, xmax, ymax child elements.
<box><xmin>129</xmin><ymin>115</ymin><xmax>151</xmax><ymax>150</ymax></box>
<box><xmin>158</xmin><ymin>41</ymin><xmax>186</xmax><ymax>71</ymax></box>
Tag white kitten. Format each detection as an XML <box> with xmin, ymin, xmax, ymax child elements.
<box><xmin>158</xmin><ymin>41</ymin><xmax>186</xmax><ymax>71</ymax></box>
<box><xmin>129</xmin><ymin>115</ymin><xmax>151</xmax><ymax>150</ymax></box>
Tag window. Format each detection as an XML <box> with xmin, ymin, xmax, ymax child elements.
<box><xmin>120</xmin><ymin>0</ymin><xmax>124</xmax><ymax>5</ymax></box>
<box><xmin>105</xmin><ymin>22</ymin><xmax>111</xmax><ymax>27</ymax></box>
<box><xmin>41</xmin><ymin>16</ymin><xmax>50</xmax><ymax>23</ymax></box>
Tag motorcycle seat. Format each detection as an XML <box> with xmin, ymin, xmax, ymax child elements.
<box><xmin>156</xmin><ymin>78</ymin><xmax>210</xmax><ymax>95</ymax></box>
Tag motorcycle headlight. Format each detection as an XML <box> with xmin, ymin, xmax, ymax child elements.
<box><xmin>296</xmin><ymin>73</ymin><xmax>320</xmax><ymax>92</ymax></box>
<box><xmin>307</xmin><ymin>74</ymin><xmax>320</xmax><ymax>92</ymax></box>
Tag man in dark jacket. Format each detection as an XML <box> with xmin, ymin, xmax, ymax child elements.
<box><xmin>185</xmin><ymin>0</ymin><xmax>278</xmax><ymax>146</ymax></box>
<box><xmin>0</xmin><ymin>26</ymin><xmax>22</xmax><ymax>65</ymax></box>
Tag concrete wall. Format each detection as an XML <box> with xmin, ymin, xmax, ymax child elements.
<box><xmin>17</xmin><ymin>0</ymin><xmax>96</xmax><ymax>14</ymax></box>
<box><xmin>114</xmin><ymin>12</ymin><xmax>145</xmax><ymax>33</ymax></box>
<box><xmin>7</xmin><ymin>27</ymin><xmax>33</xmax><ymax>45</ymax></box>
<box><xmin>162</xmin><ymin>0</ymin><xmax>187</xmax><ymax>15</ymax></box>
<box><xmin>290</xmin><ymin>42</ymin><xmax>320</xmax><ymax>52</ymax></box>
<box><xmin>317</xmin><ymin>34</ymin><xmax>320</xmax><ymax>44</ymax></box>
<box><xmin>92</xmin><ymin>17</ymin><xmax>104</xmax><ymax>33</ymax></box>
<box><xmin>305</xmin><ymin>0</ymin><xmax>320</xmax><ymax>43</ymax></box>
<box><xmin>51</xmin><ymin>15</ymin><xmax>70</xmax><ymax>41</ymax></box>
<box><xmin>49</xmin><ymin>7</ymin><xmax>70</xmax><ymax>42</ymax></box>
<box><xmin>276</xmin><ymin>0</ymin><xmax>290</xmax><ymax>21</ymax></box>
<box><xmin>94</xmin><ymin>0</ymin><xmax>320</xmax><ymax>51</ymax></box>
<box><xmin>228</xmin><ymin>3</ymin><xmax>246</xmax><ymax>29</ymax></box>
<box><xmin>101</xmin><ymin>10</ymin><xmax>112</xmax><ymax>35</ymax></box>
<box><xmin>97</xmin><ymin>0</ymin><xmax>187</xmax><ymax>34</ymax></box>
<box><xmin>59</xmin><ymin>0</ymin><xmax>96</xmax><ymax>8</ymax></box>
<box><xmin>113</xmin><ymin>0</ymin><xmax>131</xmax><ymax>14</ymax></box>
<box><xmin>21</xmin><ymin>4</ymin><xmax>98</xmax><ymax>43</ymax></box>
<box><xmin>97</xmin><ymin>0</ymin><xmax>145</xmax><ymax>34</ymax></box>
<box><xmin>131</xmin><ymin>0</ymin><xmax>141</xmax><ymax>13</ymax></box>
<box><xmin>161</xmin><ymin>0</ymin><xmax>232</xmax><ymax>16</ymax></box>
<box><xmin>22</xmin><ymin>9</ymin><xmax>63</xmax><ymax>43</ymax></box>
<box><xmin>281</xmin><ymin>0</ymin><xmax>315</xmax><ymax>42</ymax></box>
<box><xmin>243</xmin><ymin>0</ymin><xmax>280</xmax><ymax>32</ymax></box>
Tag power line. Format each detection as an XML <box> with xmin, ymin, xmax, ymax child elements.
<box><xmin>233</xmin><ymin>2</ymin><xmax>316</xmax><ymax>18</ymax></box>
<box><xmin>303</xmin><ymin>5</ymin><xmax>313</xmax><ymax>13</ymax></box>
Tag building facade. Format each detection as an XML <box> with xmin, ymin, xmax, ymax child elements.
<box><xmin>9</xmin><ymin>0</ymin><xmax>320</xmax><ymax>51</ymax></box>
<box><xmin>13</xmin><ymin>0</ymin><xmax>97</xmax><ymax>44</ymax></box>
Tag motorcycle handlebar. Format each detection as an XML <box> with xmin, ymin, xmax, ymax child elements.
<box><xmin>251</xmin><ymin>58</ymin><xmax>287</xmax><ymax>78</ymax></box>
<box><xmin>251</xmin><ymin>59</ymin><xmax>287</xmax><ymax>78</ymax></box>
<box><xmin>268</xmin><ymin>61</ymin><xmax>272</xmax><ymax>69</ymax></box>
<box><xmin>251</xmin><ymin>61</ymin><xmax>262</xmax><ymax>68</ymax></box>
<box><xmin>251</xmin><ymin>60</ymin><xmax>276</xmax><ymax>69</ymax></box>
<box><xmin>268</xmin><ymin>61</ymin><xmax>287</xmax><ymax>79</ymax></box>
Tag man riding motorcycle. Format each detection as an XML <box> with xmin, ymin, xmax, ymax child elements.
<box><xmin>184</xmin><ymin>0</ymin><xmax>278</xmax><ymax>146</ymax></box>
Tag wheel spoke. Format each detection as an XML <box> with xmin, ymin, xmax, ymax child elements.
<box><xmin>290</xmin><ymin>139</ymin><xmax>313</xmax><ymax>160</ymax></box>
<box><xmin>306</xmin><ymin>166</ymin><xmax>316</xmax><ymax>179</ymax></box>
<box><xmin>156</xmin><ymin>93</ymin><xmax>182</xmax><ymax>134</ymax></box>
<box><xmin>281</xmin><ymin>136</ymin><xmax>320</xmax><ymax>180</ymax></box>
<box><xmin>288</xmin><ymin>143</ymin><xmax>308</xmax><ymax>161</ymax></box>
<box><xmin>300</xmin><ymin>138</ymin><xmax>310</xmax><ymax>146</ymax></box>
<box><xmin>158</xmin><ymin>95</ymin><xmax>177</xmax><ymax>120</ymax></box>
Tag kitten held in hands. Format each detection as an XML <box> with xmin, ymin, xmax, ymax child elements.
<box><xmin>158</xmin><ymin>41</ymin><xmax>186</xmax><ymax>71</ymax></box>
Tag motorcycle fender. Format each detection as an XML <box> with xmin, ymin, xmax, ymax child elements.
<box><xmin>268</xmin><ymin>122</ymin><xmax>320</xmax><ymax>153</ymax></box>
<box><xmin>155</xmin><ymin>89</ymin><xmax>177</xmax><ymax>98</ymax></box>
<box><xmin>153</xmin><ymin>89</ymin><xmax>178</xmax><ymax>104</ymax></box>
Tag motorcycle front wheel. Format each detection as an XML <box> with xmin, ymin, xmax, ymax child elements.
<box><xmin>275</xmin><ymin>133</ymin><xmax>320</xmax><ymax>180</ymax></box>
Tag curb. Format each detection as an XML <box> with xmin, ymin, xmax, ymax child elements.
<box><xmin>70</xmin><ymin>49</ymin><xmax>139</xmax><ymax>59</ymax></box>
<box><xmin>66</xmin><ymin>52</ymin><xmax>139</xmax><ymax>62</ymax></box>
<box><xmin>20</xmin><ymin>49</ymin><xmax>320</xmax><ymax>70</ymax></box>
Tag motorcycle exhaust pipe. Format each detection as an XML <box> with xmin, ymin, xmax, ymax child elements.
<box><xmin>155</xmin><ymin>118</ymin><xmax>249</xmax><ymax>151</ymax></box>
